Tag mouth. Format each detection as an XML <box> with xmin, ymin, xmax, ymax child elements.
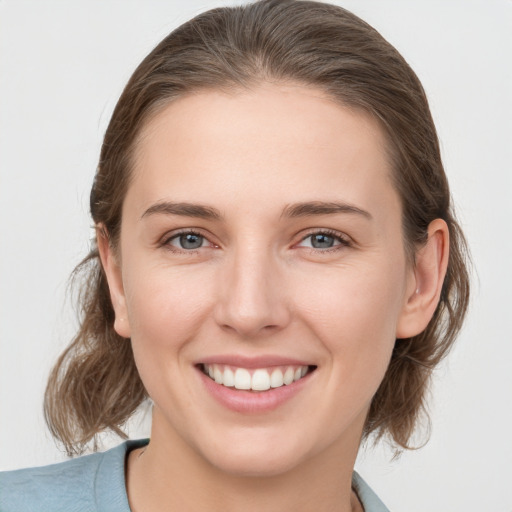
<box><xmin>199</xmin><ymin>363</ymin><xmax>317</xmax><ymax>392</ymax></box>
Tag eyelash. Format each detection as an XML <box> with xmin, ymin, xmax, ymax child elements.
<box><xmin>160</xmin><ymin>228</ymin><xmax>352</xmax><ymax>254</ymax></box>
<box><xmin>297</xmin><ymin>229</ymin><xmax>352</xmax><ymax>253</ymax></box>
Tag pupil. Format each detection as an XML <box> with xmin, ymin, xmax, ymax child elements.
<box><xmin>180</xmin><ymin>233</ymin><xmax>203</xmax><ymax>249</ymax></box>
<box><xmin>312</xmin><ymin>234</ymin><xmax>334</xmax><ymax>248</ymax></box>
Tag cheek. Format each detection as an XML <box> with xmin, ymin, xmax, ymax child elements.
<box><xmin>123</xmin><ymin>264</ymin><xmax>216</xmax><ymax>356</ymax></box>
<box><xmin>301</xmin><ymin>260</ymin><xmax>403</xmax><ymax>326</ymax></box>
<box><xmin>293</xmin><ymin>259</ymin><xmax>406</xmax><ymax>375</ymax></box>
<box><xmin>121</xmin><ymin>264</ymin><xmax>220</xmax><ymax>414</ymax></box>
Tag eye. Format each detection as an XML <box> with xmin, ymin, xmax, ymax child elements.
<box><xmin>297</xmin><ymin>231</ymin><xmax>349</xmax><ymax>250</ymax></box>
<box><xmin>167</xmin><ymin>232</ymin><xmax>209</xmax><ymax>250</ymax></box>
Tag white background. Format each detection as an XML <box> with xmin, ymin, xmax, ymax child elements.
<box><xmin>0</xmin><ymin>1</ymin><xmax>511</xmax><ymax>511</ymax></box>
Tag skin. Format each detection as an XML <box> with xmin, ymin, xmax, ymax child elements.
<box><xmin>99</xmin><ymin>83</ymin><xmax>449</xmax><ymax>512</ymax></box>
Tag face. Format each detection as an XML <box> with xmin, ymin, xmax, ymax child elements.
<box><xmin>106</xmin><ymin>83</ymin><xmax>418</xmax><ymax>476</ymax></box>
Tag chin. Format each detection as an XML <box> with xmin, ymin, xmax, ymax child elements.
<box><xmin>208</xmin><ymin>448</ymin><xmax>306</xmax><ymax>478</ymax></box>
<box><xmin>194</xmin><ymin>428</ymin><xmax>314</xmax><ymax>478</ymax></box>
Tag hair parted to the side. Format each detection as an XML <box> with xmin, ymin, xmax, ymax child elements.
<box><xmin>44</xmin><ymin>0</ymin><xmax>470</xmax><ymax>456</ymax></box>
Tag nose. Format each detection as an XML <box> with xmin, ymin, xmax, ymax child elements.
<box><xmin>213</xmin><ymin>245</ymin><xmax>291</xmax><ymax>339</ymax></box>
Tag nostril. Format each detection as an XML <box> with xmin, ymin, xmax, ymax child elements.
<box><xmin>218</xmin><ymin>322</ymin><xmax>281</xmax><ymax>338</ymax></box>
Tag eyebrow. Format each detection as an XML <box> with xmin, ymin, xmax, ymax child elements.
<box><xmin>281</xmin><ymin>201</ymin><xmax>372</xmax><ymax>220</ymax></box>
<box><xmin>140</xmin><ymin>200</ymin><xmax>372</xmax><ymax>221</ymax></box>
<box><xmin>141</xmin><ymin>201</ymin><xmax>222</xmax><ymax>220</ymax></box>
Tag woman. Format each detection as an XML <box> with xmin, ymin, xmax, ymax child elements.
<box><xmin>0</xmin><ymin>1</ymin><xmax>470</xmax><ymax>511</ymax></box>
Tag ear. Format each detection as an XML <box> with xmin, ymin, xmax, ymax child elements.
<box><xmin>96</xmin><ymin>225</ymin><xmax>131</xmax><ymax>339</ymax></box>
<box><xmin>396</xmin><ymin>219</ymin><xmax>449</xmax><ymax>339</ymax></box>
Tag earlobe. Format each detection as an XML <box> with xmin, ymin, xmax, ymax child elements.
<box><xmin>396</xmin><ymin>219</ymin><xmax>449</xmax><ymax>339</ymax></box>
<box><xmin>96</xmin><ymin>225</ymin><xmax>131</xmax><ymax>339</ymax></box>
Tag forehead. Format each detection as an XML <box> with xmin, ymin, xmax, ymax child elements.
<box><xmin>127</xmin><ymin>83</ymin><xmax>398</xmax><ymax>219</ymax></box>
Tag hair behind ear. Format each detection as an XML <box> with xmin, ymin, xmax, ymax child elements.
<box><xmin>43</xmin><ymin>250</ymin><xmax>146</xmax><ymax>456</ymax></box>
<box><xmin>366</xmin><ymin>217</ymin><xmax>470</xmax><ymax>450</ymax></box>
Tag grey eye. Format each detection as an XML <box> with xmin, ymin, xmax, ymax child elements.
<box><xmin>175</xmin><ymin>233</ymin><xmax>205</xmax><ymax>250</ymax></box>
<box><xmin>310</xmin><ymin>233</ymin><xmax>335</xmax><ymax>248</ymax></box>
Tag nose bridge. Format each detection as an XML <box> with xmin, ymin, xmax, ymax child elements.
<box><xmin>215</xmin><ymin>240</ymin><xmax>289</xmax><ymax>337</ymax></box>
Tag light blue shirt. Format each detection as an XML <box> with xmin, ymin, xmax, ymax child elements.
<box><xmin>0</xmin><ymin>439</ymin><xmax>390</xmax><ymax>511</ymax></box>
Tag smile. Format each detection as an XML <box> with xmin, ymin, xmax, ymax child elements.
<box><xmin>201</xmin><ymin>364</ymin><xmax>313</xmax><ymax>391</ymax></box>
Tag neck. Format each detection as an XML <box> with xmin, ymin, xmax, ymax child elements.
<box><xmin>126</xmin><ymin>412</ymin><xmax>365</xmax><ymax>512</ymax></box>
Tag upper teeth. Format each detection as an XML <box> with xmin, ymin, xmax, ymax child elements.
<box><xmin>203</xmin><ymin>364</ymin><xmax>309</xmax><ymax>391</ymax></box>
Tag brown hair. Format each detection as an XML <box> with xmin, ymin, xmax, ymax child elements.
<box><xmin>44</xmin><ymin>0</ymin><xmax>470</xmax><ymax>456</ymax></box>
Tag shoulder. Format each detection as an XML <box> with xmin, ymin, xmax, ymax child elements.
<box><xmin>0</xmin><ymin>439</ymin><xmax>148</xmax><ymax>512</ymax></box>
<box><xmin>352</xmin><ymin>471</ymin><xmax>390</xmax><ymax>512</ymax></box>
<box><xmin>0</xmin><ymin>450</ymin><xmax>106</xmax><ymax>512</ymax></box>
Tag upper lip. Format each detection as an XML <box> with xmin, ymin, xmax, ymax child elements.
<box><xmin>196</xmin><ymin>354</ymin><xmax>314</xmax><ymax>369</ymax></box>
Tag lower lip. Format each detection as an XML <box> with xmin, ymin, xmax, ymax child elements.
<box><xmin>197</xmin><ymin>367</ymin><xmax>313</xmax><ymax>414</ymax></box>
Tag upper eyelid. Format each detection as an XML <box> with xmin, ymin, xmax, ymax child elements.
<box><xmin>167</xmin><ymin>231</ymin><xmax>207</xmax><ymax>242</ymax></box>
<box><xmin>161</xmin><ymin>228</ymin><xmax>212</xmax><ymax>243</ymax></box>
<box><xmin>297</xmin><ymin>228</ymin><xmax>351</xmax><ymax>242</ymax></box>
